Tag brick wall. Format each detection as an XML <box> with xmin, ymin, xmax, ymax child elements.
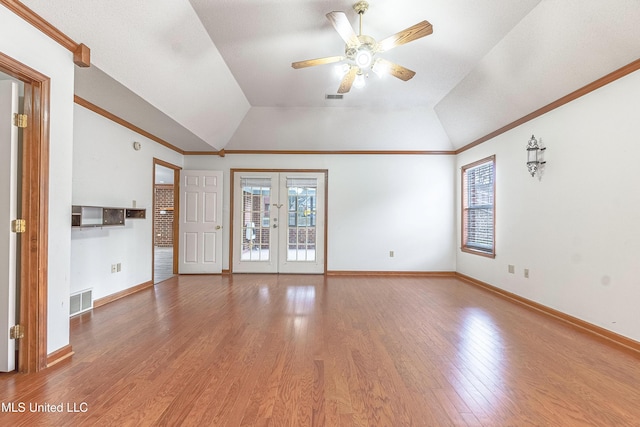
<box><xmin>155</xmin><ymin>186</ymin><xmax>174</xmax><ymax>247</ymax></box>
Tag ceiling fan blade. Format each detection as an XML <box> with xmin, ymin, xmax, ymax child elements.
<box><xmin>374</xmin><ymin>58</ymin><xmax>416</xmax><ymax>81</ymax></box>
<box><xmin>337</xmin><ymin>67</ymin><xmax>358</xmax><ymax>93</ymax></box>
<box><xmin>292</xmin><ymin>55</ymin><xmax>345</xmax><ymax>69</ymax></box>
<box><xmin>326</xmin><ymin>11</ymin><xmax>360</xmax><ymax>47</ymax></box>
<box><xmin>377</xmin><ymin>20</ymin><xmax>433</xmax><ymax>52</ymax></box>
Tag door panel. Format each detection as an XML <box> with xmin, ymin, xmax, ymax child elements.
<box><xmin>179</xmin><ymin>170</ymin><xmax>223</xmax><ymax>274</ymax></box>
<box><xmin>279</xmin><ymin>173</ymin><xmax>325</xmax><ymax>274</ymax></box>
<box><xmin>233</xmin><ymin>171</ymin><xmax>325</xmax><ymax>274</ymax></box>
<box><xmin>0</xmin><ymin>80</ymin><xmax>18</xmax><ymax>372</ymax></box>
<box><xmin>233</xmin><ymin>173</ymin><xmax>279</xmax><ymax>273</ymax></box>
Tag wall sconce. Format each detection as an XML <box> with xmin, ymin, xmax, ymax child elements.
<box><xmin>526</xmin><ymin>134</ymin><xmax>546</xmax><ymax>177</ymax></box>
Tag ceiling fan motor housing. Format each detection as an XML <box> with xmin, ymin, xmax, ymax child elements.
<box><xmin>346</xmin><ymin>35</ymin><xmax>376</xmax><ymax>69</ymax></box>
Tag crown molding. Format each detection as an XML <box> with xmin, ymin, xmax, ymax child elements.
<box><xmin>456</xmin><ymin>58</ymin><xmax>640</xmax><ymax>154</ymax></box>
<box><xmin>0</xmin><ymin>0</ymin><xmax>90</xmax><ymax>66</ymax></box>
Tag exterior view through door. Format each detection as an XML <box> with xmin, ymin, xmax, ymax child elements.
<box><xmin>232</xmin><ymin>171</ymin><xmax>326</xmax><ymax>274</ymax></box>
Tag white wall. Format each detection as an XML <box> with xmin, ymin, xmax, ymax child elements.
<box><xmin>456</xmin><ymin>69</ymin><xmax>640</xmax><ymax>342</ymax></box>
<box><xmin>1</xmin><ymin>9</ymin><xmax>75</xmax><ymax>353</ymax></box>
<box><xmin>226</xmin><ymin>107</ymin><xmax>453</xmax><ymax>151</ymax></box>
<box><xmin>185</xmin><ymin>154</ymin><xmax>456</xmax><ymax>272</ymax></box>
<box><xmin>71</xmin><ymin>105</ymin><xmax>183</xmax><ymax>300</ymax></box>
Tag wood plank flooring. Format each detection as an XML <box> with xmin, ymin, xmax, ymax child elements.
<box><xmin>1</xmin><ymin>274</ymin><xmax>639</xmax><ymax>426</ymax></box>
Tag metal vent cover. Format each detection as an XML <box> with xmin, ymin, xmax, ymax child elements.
<box><xmin>325</xmin><ymin>94</ymin><xmax>344</xmax><ymax>100</ymax></box>
<box><xmin>70</xmin><ymin>289</ymin><xmax>93</xmax><ymax>316</ymax></box>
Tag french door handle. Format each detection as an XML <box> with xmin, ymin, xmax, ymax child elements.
<box><xmin>273</xmin><ymin>224</ymin><xmax>278</xmax><ymax>228</ymax></box>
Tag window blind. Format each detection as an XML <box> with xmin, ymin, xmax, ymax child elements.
<box><xmin>462</xmin><ymin>158</ymin><xmax>495</xmax><ymax>254</ymax></box>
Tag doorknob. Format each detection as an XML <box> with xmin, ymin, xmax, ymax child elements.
<box><xmin>216</xmin><ymin>225</ymin><xmax>221</xmax><ymax>230</ymax></box>
<box><xmin>273</xmin><ymin>224</ymin><xmax>278</xmax><ymax>228</ymax></box>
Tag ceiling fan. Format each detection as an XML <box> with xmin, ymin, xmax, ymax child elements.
<box><xmin>291</xmin><ymin>1</ymin><xmax>433</xmax><ymax>93</ymax></box>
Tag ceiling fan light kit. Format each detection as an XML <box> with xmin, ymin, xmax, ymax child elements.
<box><xmin>292</xmin><ymin>1</ymin><xmax>433</xmax><ymax>94</ymax></box>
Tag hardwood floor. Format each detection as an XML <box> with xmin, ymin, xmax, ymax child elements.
<box><xmin>1</xmin><ymin>274</ymin><xmax>639</xmax><ymax>426</ymax></box>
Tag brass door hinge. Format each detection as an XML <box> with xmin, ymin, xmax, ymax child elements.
<box><xmin>10</xmin><ymin>325</ymin><xmax>24</xmax><ymax>340</ymax></box>
<box><xmin>13</xmin><ymin>113</ymin><xmax>27</xmax><ymax>128</ymax></box>
<box><xmin>11</xmin><ymin>219</ymin><xmax>26</xmax><ymax>233</ymax></box>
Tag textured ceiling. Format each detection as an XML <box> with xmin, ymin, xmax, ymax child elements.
<box><xmin>17</xmin><ymin>0</ymin><xmax>640</xmax><ymax>152</ymax></box>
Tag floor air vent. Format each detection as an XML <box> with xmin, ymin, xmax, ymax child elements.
<box><xmin>70</xmin><ymin>289</ymin><xmax>93</xmax><ymax>317</ymax></box>
<box><xmin>325</xmin><ymin>94</ymin><xmax>343</xmax><ymax>100</ymax></box>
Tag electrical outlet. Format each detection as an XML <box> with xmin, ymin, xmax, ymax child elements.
<box><xmin>389</xmin><ymin>250</ymin><xmax>395</xmax><ymax>258</ymax></box>
<box><xmin>508</xmin><ymin>265</ymin><xmax>515</xmax><ymax>274</ymax></box>
<box><xmin>111</xmin><ymin>264</ymin><xmax>117</xmax><ymax>273</ymax></box>
<box><xmin>524</xmin><ymin>268</ymin><xmax>529</xmax><ymax>278</ymax></box>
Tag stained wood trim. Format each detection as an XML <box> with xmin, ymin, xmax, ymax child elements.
<box><xmin>152</xmin><ymin>158</ymin><xmax>181</xmax><ymax>171</ymax></box>
<box><xmin>93</xmin><ymin>280</ymin><xmax>154</xmax><ymax>309</ymax></box>
<box><xmin>173</xmin><ymin>168</ymin><xmax>180</xmax><ymax>274</ymax></box>
<box><xmin>460</xmin><ymin>155</ymin><xmax>496</xmax><ymax>258</ymax></box>
<box><xmin>73</xmin><ymin>43</ymin><xmax>91</xmax><ymax>68</ymax></box>
<box><xmin>152</xmin><ymin>158</ymin><xmax>181</xmax><ymax>277</ymax></box>
<box><xmin>0</xmin><ymin>0</ymin><xmax>90</xmax><ymax>67</ymax></box>
<box><xmin>74</xmin><ymin>96</ymin><xmax>185</xmax><ymax>155</ymax></box>
<box><xmin>455</xmin><ymin>272</ymin><xmax>640</xmax><ymax>355</ymax></box>
<box><xmin>78</xmin><ymin>59</ymin><xmax>640</xmax><ymax>159</ymax></box>
<box><xmin>1</xmin><ymin>51</ymin><xmax>50</xmax><ymax>373</ymax></box>
<box><xmin>46</xmin><ymin>344</ymin><xmax>74</xmax><ymax>367</ymax></box>
<box><xmin>456</xmin><ymin>58</ymin><xmax>640</xmax><ymax>154</ymax></box>
<box><xmin>326</xmin><ymin>270</ymin><xmax>456</xmax><ymax>277</ymax></box>
<box><xmin>185</xmin><ymin>149</ymin><xmax>456</xmax><ymax>156</ymax></box>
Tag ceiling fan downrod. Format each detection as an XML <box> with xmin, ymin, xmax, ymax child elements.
<box><xmin>354</xmin><ymin>1</ymin><xmax>369</xmax><ymax>36</ymax></box>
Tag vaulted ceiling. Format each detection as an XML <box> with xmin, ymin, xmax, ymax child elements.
<box><xmin>20</xmin><ymin>0</ymin><xmax>640</xmax><ymax>152</ymax></box>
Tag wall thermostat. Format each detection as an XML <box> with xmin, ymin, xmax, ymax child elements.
<box><xmin>133</xmin><ymin>141</ymin><xmax>142</xmax><ymax>151</ymax></box>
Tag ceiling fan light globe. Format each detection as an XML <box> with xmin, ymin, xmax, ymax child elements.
<box><xmin>335</xmin><ymin>63</ymin><xmax>351</xmax><ymax>78</ymax></box>
<box><xmin>372</xmin><ymin>58</ymin><xmax>389</xmax><ymax>78</ymax></box>
<box><xmin>355</xmin><ymin>48</ymin><xmax>373</xmax><ymax>69</ymax></box>
<box><xmin>353</xmin><ymin>72</ymin><xmax>366</xmax><ymax>89</ymax></box>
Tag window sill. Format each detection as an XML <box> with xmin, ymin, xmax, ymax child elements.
<box><xmin>461</xmin><ymin>247</ymin><xmax>496</xmax><ymax>259</ymax></box>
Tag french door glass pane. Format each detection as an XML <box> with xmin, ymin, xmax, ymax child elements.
<box><xmin>286</xmin><ymin>178</ymin><xmax>317</xmax><ymax>261</ymax></box>
<box><xmin>240</xmin><ymin>178</ymin><xmax>271</xmax><ymax>261</ymax></box>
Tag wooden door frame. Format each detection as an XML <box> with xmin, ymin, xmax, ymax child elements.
<box><xmin>0</xmin><ymin>52</ymin><xmax>50</xmax><ymax>373</ymax></box>
<box><xmin>229</xmin><ymin>169</ymin><xmax>328</xmax><ymax>274</ymax></box>
<box><xmin>152</xmin><ymin>159</ymin><xmax>181</xmax><ymax>281</ymax></box>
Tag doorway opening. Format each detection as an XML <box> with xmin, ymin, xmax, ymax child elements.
<box><xmin>0</xmin><ymin>73</ymin><xmax>23</xmax><ymax>373</ymax></box>
<box><xmin>153</xmin><ymin>160</ymin><xmax>180</xmax><ymax>284</ymax></box>
<box><xmin>0</xmin><ymin>52</ymin><xmax>51</xmax><ymax>372</ymax></box>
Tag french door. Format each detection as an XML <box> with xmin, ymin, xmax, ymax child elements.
<box><xmin>232</xmin><ymin>171</ymin><xmax>326</xmax><ymax>274</ymax></box>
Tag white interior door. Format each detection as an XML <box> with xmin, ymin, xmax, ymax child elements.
<box><xmin>179</xmin><ymin>170</ymin><xmax>223</xmax><ymax>274</ymax></box>
<box><xmin>232</xmin><ymin>172</ymin><xmax>325</xmax><ymax>274</ymax></box>
<box><xmin>0</xmin><ymin>80</ymin><xmax>19</xmax><ymax>372</ymax></box>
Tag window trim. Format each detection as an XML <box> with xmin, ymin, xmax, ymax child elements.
<box><xmin>461</xmin><ymin>155</ymin><xmax>496</xmax><ymax>258</ymax></box>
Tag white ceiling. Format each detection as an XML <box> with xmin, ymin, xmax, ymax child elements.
<box><xmin>19</xmin><ymin>0</ymin><xmax>640</xmax><ymax>152</ymax></box>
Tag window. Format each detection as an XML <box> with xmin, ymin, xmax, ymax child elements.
<box><xmin>287</xmin><ymin>178</ymin><xmax>317</xmax><ymax>227</ymax></box>
<box><xmin>462</xmin><ymin>155</ymin><xmax>495</xmax><ymax>257</ymax></box>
